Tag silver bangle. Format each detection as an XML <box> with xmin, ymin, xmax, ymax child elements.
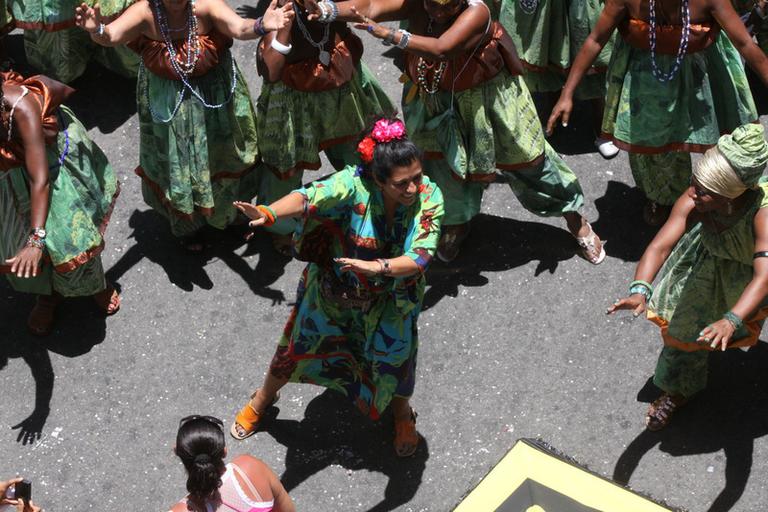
<box><xmin>270</xmin><ymin>37</ymin><xmax>292</xmax><ymax>55</ymax></box>
<box><xmin>97</xmin><ymin>22</ymin><xmax>105</xmax><ymax>36</ymax></box>
<box><xmin>396</xmin><ymin>29</ymin><xmax>411</xmax><ymax>49</ymax></box>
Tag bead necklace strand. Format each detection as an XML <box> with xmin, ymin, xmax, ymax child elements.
<box><xmin>519</xmin><ymin>0</ymin><xmax>538</xmax><ymax>14</ymax></box>
<box><xmin>648</xmin><ymin>0</ymin><xmax>690</xmax><ymax>82</ymax></box>
<box><xmin>291</xmin><ymin>0</ymin><xmax>331</xmax><ymax>66</ymax></box>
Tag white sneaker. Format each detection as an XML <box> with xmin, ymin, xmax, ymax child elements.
<box><xmin>595</xmin><ymin>138</ymin><xmax>620</xmax><ymax>159</ymax></box>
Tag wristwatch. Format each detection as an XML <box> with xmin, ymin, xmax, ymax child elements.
<box><xmin>32</xmin><ymin>227</ymin><xmax>47</xmax><ymax>239</ymax></box>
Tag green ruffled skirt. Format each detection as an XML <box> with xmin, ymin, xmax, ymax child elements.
<box><xmin>136</xmin><ymin>51</ymin><xmax>260</xmax><ymax>237</ymax></box>
<box><xmin>1</xmin><ymin>106</ymin><xmax>118</xmax><ymax>296</ymax></box>
<box><xmin>602</xmin><ymin>31</ymin><xmax>757</xmax><ymax>152</ymax></box>
<box><xmin>14</xmin><ymin>0</ymin><xmax>138</xmax><ymax>82</ymax></box>
<box><xmin>256</xmin><ymin>62</ymin><xmax>393</xmax><ymax>176</ymax></box>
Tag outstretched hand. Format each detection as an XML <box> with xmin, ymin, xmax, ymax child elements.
<box><xmin>233</xmin><ymin>201</ymin><xmax>268</xmax><ymax>228</ymax></box>
<box><xmin>545</xmin><ymin>95</ymin><xmax>572</xmax><ymax>136</ymax></box>
<box><xmin>606</xmin><ymin>294</ymin><xmax>647</xmax><ymax>318</ymax></box>
<box><xmin>697</xmin><ymin>318</ymin><xmax>736</xmax><ymax>351</ymax></box>
<box><xmin>262</xmin><ymin>0</ymin><xmax>295</xmax><ymax>31</ymax></box>
<box><xmin>335</xmin><ymin>257</ymin><xmax>381</xmax><ymax>276</ymax></box>
<box><xmin>75</xmin><ymin>2</ymin><xmax>102</xmax><ymax>33</ymax></box>
<box><xmin>350</xmin><ymin>6</ymin><xmax>389</xmax><ymax>39</ymax></box>
<box><xmin>5</xmin><ymin>246</ymin><xmax>42</xmax><ymax>278</ymax></box>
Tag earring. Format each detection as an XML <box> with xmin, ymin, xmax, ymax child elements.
<box><xmin>726</xmin><ymin>201</ymin><xmax>734</xmax><ymax>215</ymax></box>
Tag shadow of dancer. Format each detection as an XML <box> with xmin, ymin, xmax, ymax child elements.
<box><xmin>590</xmin><ymin>180</ymin><xmax>661</xmax><ymax>263</ymax></box>
<box><xmin>613</xmin><ymin>341</ymin><xmax>768</xmax><ymax>512</ymax></box>
<box><xmin>107</xmin><ymin>209</ymin><xmax>290</xmax><ymax>300</ymax></box>
<box><xmin>106</xmin><ymin>209</ymin><xmax>215</xmax><ymax>292</ymax></box>
<box><xmin>423</xmin><ymin>213</ymin><xmax>576</xmax><ymax>311</ymax></box>
<box><xmin>0</xmin><ymin>338</ymin><xmax>53</xmax><ymax>446</ymax></box>
<box><xmin>0</xmin><ymin>290</ymin><xmax>106</xmax><ymax>444</ymax></box>
<box><xmin>263</xmin><ymin>390</ymin><xmax>429</xmax><ymax>512</ymax></box>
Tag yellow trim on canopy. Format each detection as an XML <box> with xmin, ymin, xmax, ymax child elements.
<box><xmin>454</xmin><ymin>439</ymin><xmax>673</xmax><ymax>511</ymax></box>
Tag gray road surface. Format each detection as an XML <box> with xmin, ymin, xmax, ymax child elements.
<box><xmin>2</xmin><ymin>14</ymin><xmax>768</xmax><ymax>512</ymax></box>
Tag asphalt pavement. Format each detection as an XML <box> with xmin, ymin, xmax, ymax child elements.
<box><xmin>2</xmin><ymin>13</ymin><xmax>768</xmax><ymax>512</ymax></box>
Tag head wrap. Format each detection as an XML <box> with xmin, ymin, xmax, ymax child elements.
<box><xmin>693</xmin><ymin>124</ymin><xmax>768</xmax><ymax>199</ymax></box>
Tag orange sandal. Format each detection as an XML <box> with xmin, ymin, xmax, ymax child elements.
<box><xmin>394</xmin><ymin>409</ymin><xmax>419</xmax><ymax>457</ymax></box>
<box><xmin>230</xmin><ymin>389</ymin><xmax>280</xmax><ymax>440</ymax></box>
<box><xmin>27</xmin><ymin>294</ymin><xmax>61</xmax><ymax>336</ymax></box>
<box><xmin>93</xmin><ymin>285</ymin><xmax>121</xmax><ymax>316</ymax></box>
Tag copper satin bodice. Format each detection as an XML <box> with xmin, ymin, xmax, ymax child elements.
<box><xmin>618</xmin><ymin>18</ymin><xmax>721</xmax><ymax>54</ymax></box>
<box><xmin>128</xmin><ymin>29</ymin><xmax>233</xmax><ymax>80</ymax></box>
<box><xmin>0</xmin><ymin>71</ymin><xmax>74</xmax><ymax>171</ymax></box>
<box><xmin>404</xmin><ymin>21</ymin><xmax>524</xmax><ymax>93</ymax></box>
<box><xmin>259</xmin><ymin>28</ymin><xmax>364</xmax><ymax>92</ymax></box>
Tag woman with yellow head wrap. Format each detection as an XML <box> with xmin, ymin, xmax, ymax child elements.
<box><xmin>608</xmin><ymin>123</ymin><xmax>768</xmax><ymax>430</ymax></box>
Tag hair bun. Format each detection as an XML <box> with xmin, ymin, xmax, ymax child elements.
<box><xmin>193</xmin><ymin>453</ymin><xmax>212</xmax><ymax>464</ymax></box>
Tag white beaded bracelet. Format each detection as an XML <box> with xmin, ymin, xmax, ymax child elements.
<box><xmin>270</xmin><ymin>37</ymin><xmax>292</xmax><ymax>55</ymax></box>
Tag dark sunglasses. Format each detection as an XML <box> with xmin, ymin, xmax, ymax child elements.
<box><xmin>179</xmin><ymin>415</ymin><xmax>224</xmax><ymax>428</ymax></box>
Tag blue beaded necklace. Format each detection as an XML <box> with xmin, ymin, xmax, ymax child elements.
<box><xmin>648</xmin><ymin>0</ymin><xmax>691</xmax><ymax>82</ymax></box>
<box><xmin>519</xmin><ymin>0</ymin><xmax>538</xmax><ymax>14</ymax></box>
<box><xmin>143</xmin><ymin>0</ymin><xmax>238</xmax><ymax>123</ymax></box>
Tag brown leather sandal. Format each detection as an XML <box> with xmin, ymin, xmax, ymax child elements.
<box><xmin>93</xmin><ymin>285</ymin><xmax>121</xmax><ymax>315</ymax></box>
<box><xmin>645</xmin><ymin>393</ymin><xmax>687</xmax><ymax>431</ymax></box>
<box><xmin>27</xmin><ymin>294</ymin><xmax>61</xmax><ymax>336</ymax></box>
<box><xmin>394</xmin><ymin>409</ymin><xmax>419</xmax><ymax>457</ymax></box>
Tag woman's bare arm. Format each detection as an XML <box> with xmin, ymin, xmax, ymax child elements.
<box><xmin>75</xmin><ymin>1</ymin><xmax>151</xmax><ymax>47</ymax></box>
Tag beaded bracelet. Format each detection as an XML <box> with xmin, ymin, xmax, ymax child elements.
<box><xmin>255</xmin><ymin>205</ymin><xmax>278</xmax><ymax>227</ymax></box>
<box><xmin>723</xmin><ymin>311</ymin><xmax>744</xmax><ymax>331</ymax></box>
<box><xmin>396</xmin><ymin>29</ymin><xmax>411</xmax><ymax>49</ymax></box>
<box><xmin>376</xmin><ymin>258</ymin><xmax>391</xmax><ymax>276</ymax></box>
<box><xmin>25</xmin><ymin>235</ymin><xmax>45</xmax><ymax>250</ymax></box>
<box><xmin>629</xmin><ymin>280</ymin><xmax>653</xmax><ymax>299</ymax></box>
<box><xmin>253</xmin><ymin>17</ymin><xmax>267</xmax><ymax>37</ymax></box>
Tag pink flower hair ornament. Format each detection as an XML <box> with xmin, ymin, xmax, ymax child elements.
<box><xmin>371</xmin><ymin>119</ymin><xmax>406</xmax><ymax>143</ymax></box>
<box><xmin>357</xmin><ymin>119</ymin><xmax>407</xmax><ymax>163</ymax></box>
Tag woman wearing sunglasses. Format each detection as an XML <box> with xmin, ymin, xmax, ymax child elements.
<box><xmin>168</xmin><ymin>415</ymin><xmax>295</xmax><ymax>512</ymax></box>
<box><xmin>607</xmin><ymin>124</ymin><xmax>768</xmax><ymax>430</ymax></box>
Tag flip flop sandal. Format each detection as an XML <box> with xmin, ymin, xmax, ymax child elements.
<box><xmin>393</xmin><ymin>409</ymin><xmax>419</xmax><ymax>457</ymax></box>
<box><xmin>27</xmin><ymin>294</ymin><xmax>61</xmax><ymax>336</ymax></box>
<box><xmin>575</xmin><ymin>222</ymin><xmax>606</xmax><ymax>265</ymax></box>
<box><xmin>93</xmin><ymin>285</ymin><xmax>121</xmax><ymax>316</ymax></box>
<box><xmin>230</xmin><ymin>389</ymin><xmax>280</xmax><ymax>440</ymax></box>
<box><xmin>645</xmin><ymin>393</ymin><xmax>686</xmax><ymax>431</ymax></box>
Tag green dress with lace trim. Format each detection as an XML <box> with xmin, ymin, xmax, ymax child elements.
<box><xmin>648</xmin><ymin>178</ymin><xmax>768</xmax><ymax>397</ymax></box>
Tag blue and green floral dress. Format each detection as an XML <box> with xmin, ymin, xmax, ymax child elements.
<box><xmin>268</xmin><ymin>166</ymin><xmax>444</xmax><ymax>419</ymax></box>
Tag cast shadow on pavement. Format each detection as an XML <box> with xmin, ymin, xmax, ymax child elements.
<box><xmin>263</xmin><ymin>389</ymin><xmax>429</xmax><ymax>512</ymax></box>
<box><xmin>423</xmin><ymin>212</ymin><xmax>577</xmax><ymax>311</ymax></box>
<box><xmin>590</xmin><ymin>180</ymin><xmax>660</xmax><ymax>263</ymax></box>
<box><xmin>0</xmin><ymin>292</ymin><xmax>106</xmax><ymax>445</ymax></box>
<box><xmin>106</xmin><ymin>209</ymin><xmax>288</xmax><ymax>302</ymax></box>
<box><xmin>612</xmin><ymin>341</ymin><xmax>768</xmax><ymax>512</ymax></box>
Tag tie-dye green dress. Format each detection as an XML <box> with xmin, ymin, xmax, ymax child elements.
<box><xmin>0</xmin><ymin>72</ymin><xmax>118</xmax><ymax>296</ymax></box>
<box><xmin>267</xmin><ymin>166</ymin><xmax>444</xmax><ymax>419</ymax></box>
<box><xmin>128</xmin><ymin>30</ymin><xmax>259</xmax><ymax>237</ymax></box>
<box><xmin>646</xmin><ymin>179</ymin><xmax>768</xmax><ymax>398</ymax></box>
<box><xmin>10</xmin><ymin>0</ymin><xmax>138</xmax><ymax>82</ymax></box>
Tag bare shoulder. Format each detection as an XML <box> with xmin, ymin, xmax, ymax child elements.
<box><xmin>231</xmin><ymin>453</ymin><xmax>270</xmax><ymax>474</ymax></box>
<box><xmin>168</xmin><ymin>501</ymin><xmax>188</xmax><ymax>512</ymax></box>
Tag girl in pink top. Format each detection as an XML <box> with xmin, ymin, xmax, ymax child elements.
<box><xmin>168</xmin><ymin>416</ymin><xmax>294</xmax><ymax>512</ymax></box>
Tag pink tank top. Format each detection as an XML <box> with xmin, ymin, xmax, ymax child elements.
<box><xmin>174</xmin><ymin>463</ymin><xmax>274</xmax><ymax>512</ymax></box>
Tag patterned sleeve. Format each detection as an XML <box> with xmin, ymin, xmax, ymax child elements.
<box><xmin>294</xmin><ymin>166</ymin><xmax>359</xmax><ymax>218</ymax></box>
<box><xmin>403</xmin><ymin>179</ymin><xmax>444</xmax><ymax>273</ymax></box>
